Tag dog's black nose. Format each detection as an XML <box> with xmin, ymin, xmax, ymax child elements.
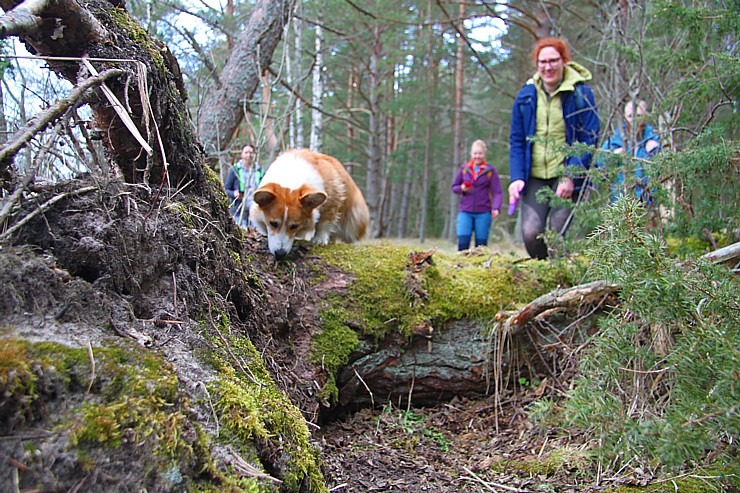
<box><xmin>274</xmin><ymin>249</ymin><xmax>288</xmax><ymax>260</ymax></box>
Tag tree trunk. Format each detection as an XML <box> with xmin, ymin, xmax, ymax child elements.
<box><xmin>335</xmin><ymin>280</ymin><xmax>618</xmax><ymax>409</ymax></box>
<box><xmin>419</xmin><ymin>0</ymin><xmax>436</xmax><ymax>244</ymax></box>
<box><xmin>344</xmin><ymin>67</ymin><xmax>357</xmax><ymax>173</ymax></box>
<box><xmin>196</xmin><ymin>0</ymin><xmax>296</xmax><ymax>160</ymax></box>
<box><xmin>291</xmin><ymin>3</ymin><xmax>304</xmax><ymax>148</ymax></box>
<box><xmin>447</xmin><ymin>1</ymin><xmax>465</xmax><ymax>241</ymax></box>
<box><xmin>366</xmin><ymin>24</ymin><xmax>383</xmax><ymax>237</ymax></box>
<box><xmin>310</xmin><ymin>22</ymin><xmax>323</xmax><ymax>151</ymax></box>
<box><xmin>396</xmin><ymin>114</ymin><xmax>417</xmax><ymax>237</ymax></box>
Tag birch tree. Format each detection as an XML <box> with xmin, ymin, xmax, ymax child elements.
<box><xmin>309</xmin><ymin>22</ymin><xmax>323</xmax><ymax>150</ymax></box>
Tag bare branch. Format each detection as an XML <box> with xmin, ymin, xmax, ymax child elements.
<box><xmin>0</xmin><ymin>68</ymin><xmax>123</xmax><ymax>166</ymax></box>
<box><xmin>702</xmin><ymin>241</ymin><xmax>740</xmax><ymax>265</ymax></box>
<box><xmin>0</xmin><ymin>0</ymin><xmax>48</xmax><ymax>39</ymax></box>
<box><xmin>504</xmin><ymin>280</ymin><xmax>620</xmax><ymax>334</ymax></box>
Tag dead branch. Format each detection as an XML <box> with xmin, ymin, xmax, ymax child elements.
<box><xmin>0</xmin><ymin>68</ymin><xmax>124</xmax><ymax>166</ymax></box>
<box><xmin>0</xmin><ymin>0</ymin><xmax>48</xmax><ymax>39</ymax></box>
<box><xmin>702</xmin><ymin>241</ymin><xmax>740</xmax><ymax>265</ymax></box>
<box><xmin>504</xmin><ymin>280</ymin><xmax>619</xmax><ymax>334</ymax></box>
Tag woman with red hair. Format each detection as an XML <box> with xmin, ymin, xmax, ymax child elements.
<box><xmin>508</xmin><ymin>37</ymin><xmax>600</xmax><ymax>259</ymax></box>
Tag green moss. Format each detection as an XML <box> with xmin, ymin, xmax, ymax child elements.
<box><xmin>309</xmin><ymin>307</ymin><xmax>361</xmax><ymax>402</ymax></box>
<box><xmin>665</xmin><ymin>235</ymin><xmax>711</xmax><ymax>258</ymax></box>
<box><xmin>207</xmin><ymin>332</ymin><xmax>327</xmax><ymax>493</ymax></box>
<box><xmin>316</xmin><ymin>242</ymin><xmax>577</xmax><ymax>340</ymax></box>
<box><xmin>203</xmin><ymin>164</ymin><xmax>234</xmax><ymax>213</ymax></box>
<box><xmin>316</xmin><ymin>243</ymin><xmax>413</xmax><ymax>338</ymax></box>
<box><xmin>108</xmin><ymin>8</ymin><xmax>165</xmax><ymax>70</ymax></box>
<box><xmin>487</xmin><ymin>445</ymin><xmax>592</xmax><ymax>477</ymax></box>
<box><xmin>165</xmin><ymin>201</ymin><xmax>195</xmax><ymax>229</ymax></box>
<box><xmin>0</xmin><ymin>339</ymin><xmax>38</xmax><ymax>424</ymax></box>
<box><xmin>0</xmin><ymin>339</ymin><xmax>221</xmax><ymax>489</ymax></box>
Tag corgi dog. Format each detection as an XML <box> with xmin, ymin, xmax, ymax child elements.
<box><xmin>249</xmin><ymin>149</ymin><xmax>370</xmax><ymax>259</ymax></box>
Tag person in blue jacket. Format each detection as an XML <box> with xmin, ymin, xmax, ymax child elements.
<box><xmin>508</xmin><ymin>37</ymin><xmax>600</xmax><ymax>260</ymax></box>
<box><xmin>600</xmin><ymin>99</ymin><xmax>661</xmax><ymax>202</ymax></box>
<box><xmin>451</xmin><ymin>140</ymin><xmax>503</xmax><ymax>251</ymax></box>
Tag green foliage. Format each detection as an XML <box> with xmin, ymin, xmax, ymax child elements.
<box><xmin>657</xmin><ymin>126</ymin><xmax>739</xmax><ymax>243</ymax></box>
<box><xmin>561</xmin><ymin>198</ymin><xmax>739</xmax><ymax>470</ymax></box>
<box><xmin>380</xmin><ymin>404</ymin><xmax>451</xmax><ymax>452</ymax></box>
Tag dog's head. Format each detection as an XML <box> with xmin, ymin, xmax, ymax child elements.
<box><xmin>249</xmin><ymin>182</ymin><xmax>327</xmax><ymax>259</ymax></box>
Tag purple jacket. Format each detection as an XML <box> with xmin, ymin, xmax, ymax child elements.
<box><xmin>451</xmin><ymin>162</ymin><xmax>503</xmax><ymax>213</ymax></box>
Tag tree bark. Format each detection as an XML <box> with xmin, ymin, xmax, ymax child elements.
<box><xmin>196</xmin><ymin>0</ymin><xmax>296</xmax><ymax>160</ymax></box>
<box><xmin>366</xmin><ymin>23</ymin><xmax>383</xmax><ymax>237</ymax></box>
<box><xmin>419</xmin><ymin>0</ymin><xmax>436</xmax><ymax>243</ymax></box>
<box><xmin>309</xmin><ymin>22</ymin><xmax>323</xmax><ymax>151</ymax></box>
<box><xmin>447</xmin><ymin>2</ymin><xmax>465</xmax><ymax>241</ymax></box>
<box><xmin>702</xmin><ymin>241</ymin><xmax>740</xmax><ymax>265</ymax></box>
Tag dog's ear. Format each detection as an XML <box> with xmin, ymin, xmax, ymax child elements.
<box><xmin>254</xmin><ymin>188</ymin><xmax>277</xmax><ymax>207</ymax></box>
<box><xmin>299</xmin><ymin>190</ymin><xmax>327</xmax><ymax>210</ymax></box>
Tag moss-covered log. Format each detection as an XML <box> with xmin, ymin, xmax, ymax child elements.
<box><xmin>310</xmin><ymin>244</ymin><xmax>605</xmax><ymax>412</ymax></box>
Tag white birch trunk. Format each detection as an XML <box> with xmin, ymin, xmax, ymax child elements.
<box><xmin>309</xmin><ymin>23</ymin><xmax>323</xmax><ymax>151</ymax></box>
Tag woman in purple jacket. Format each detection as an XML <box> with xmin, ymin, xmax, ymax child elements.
<box><xmin>451</xmin><ymin>140</ymin><xmax>503</xmax><ymax>251</ymax></box>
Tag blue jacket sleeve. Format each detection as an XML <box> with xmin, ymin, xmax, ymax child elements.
<box><xmin>509</xmin><ymin>96</ymin><xmax>528</xmax><ymax>183</ymax></box>
<box><xmin>565</xmin><ymin>84</ymin><xmax>600</xmax><ymax>170</ymax></box>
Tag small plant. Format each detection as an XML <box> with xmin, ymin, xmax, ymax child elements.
<box><xmin>379</xmin><ymin>405</ymin><xmax>452</xmax><ymax>452</ymax></box>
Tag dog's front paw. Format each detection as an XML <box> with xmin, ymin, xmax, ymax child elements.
<box><xmin>312</xmin><ymin>232</ymin><xmax>330</xmax><ymax>246</ymax></box>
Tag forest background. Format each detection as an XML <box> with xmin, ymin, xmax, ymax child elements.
<box><xmin>3</xmin><ymin>0</ymin><xmax>736</xmax><ymax>249</ymax></box>
<box><xmin>0</xmin><ymin>0</ymin><xmax>738</xmax><ymax>491</ymax></box>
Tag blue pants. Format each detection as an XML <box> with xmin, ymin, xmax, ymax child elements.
<box><xmin>456</xmin><ymin>211</ymin><xmax>491</xmax><ymax>250</ymax></box>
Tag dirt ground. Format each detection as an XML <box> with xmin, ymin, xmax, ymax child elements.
<box><xmin>317</xmin><ymin>392</ymin><xmax>607</xmax><ymax>493</ymax></box>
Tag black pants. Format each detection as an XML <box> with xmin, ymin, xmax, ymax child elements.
<box><xmin>520</xmin><ymin>177</ymin><xmax>576</xmax><ymax>259</ymax></box>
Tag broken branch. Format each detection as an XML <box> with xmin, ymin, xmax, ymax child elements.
<box><xmin>0</xmin><ymin>68</ymin><xmax>124</xmax><ymax>165</ymax></box>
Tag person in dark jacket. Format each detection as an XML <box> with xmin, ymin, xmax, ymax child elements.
<box><xmin>224</xmin><ymin>144</ymin><xmax>264</xmax><ymax>228</ymax></box>
<box><xmin>599</xmin><ymin>99</ymin><xmax>661</xmax><ymax>203</ymax></box>
<box><xmin>451</xmin><ymin>140</ymin><xmax>503</xmax><ymax>251</ymax></box>
<box><xmin>508</xmin><ymin>37</ymin><xmax>600</xmax><ymax>259</ymax></box>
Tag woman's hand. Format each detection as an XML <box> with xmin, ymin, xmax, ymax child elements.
<box><xmin>491</xmin><ymin>209</ymin><xmax>500</xmax><ymax>219</ymax></box>
<box><xmin>508</xmin><ymin>180</ymin><xmax>525</xmax><ymax>202</ymax></box>
<box><xmin>555</xmin><ymin>177</ymin><xmax>574</xmax><ymax>199</ymax></box>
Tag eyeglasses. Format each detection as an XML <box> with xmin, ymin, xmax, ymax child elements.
<box><xmin>537</xmin><ymin>57</ymin><xmax>562</xmax><ymax>67</ymax></box>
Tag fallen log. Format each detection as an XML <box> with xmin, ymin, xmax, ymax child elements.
<box><xmin>335</xmin><ymin>280</ymin><xmax>619</xmax><ymax>410</ymax></box>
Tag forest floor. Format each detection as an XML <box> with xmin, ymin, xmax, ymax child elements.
<box><xmin>317</xmin><ymin>390</ymin><xmax>606</xmax><ymax>493</ymax></box>
<box><xmin>267</xmin><ymin>238</ymin><xmax>646</xmax><ymax>493</ymax></box>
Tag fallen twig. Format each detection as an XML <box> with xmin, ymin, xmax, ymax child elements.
<box><xmin>459</xmin><ymin>466</ymin><xmax>532</xmax><ymax>492</ymax></box>
<box><xmin>702</xmin><ymin>241</ymin><xmax>740</xmax><ymax>265</ymax></box>
<box><xmin>506</xmin><ymin>280</ymin><xmax>619</xmax><ymax>334</ymax></box>
<box><xmin>84</xmin><ymin>341</ymin><xmax>95</xmax><ymax>400</ymax></box>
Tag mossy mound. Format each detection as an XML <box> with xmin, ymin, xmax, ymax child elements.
<box><xmin>315</xmin><ymin>242</ymin><xmax>580</xmax><ymax>341</ymax></box>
